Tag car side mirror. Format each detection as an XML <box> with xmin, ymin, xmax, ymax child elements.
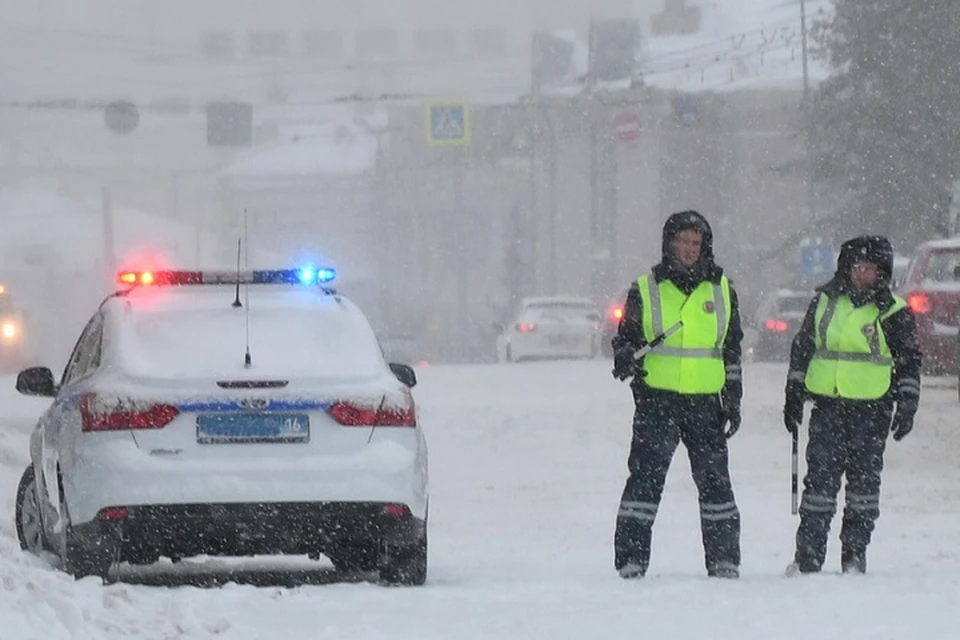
<box><xmin>16</xmin><ymin>366</ymin><xmax>57</xmax><ymax>397</ymax></box>
<box><xmin>389</xmin><ymin>363</ymin><xmax>417</xmax><ymax>388</ymax></box>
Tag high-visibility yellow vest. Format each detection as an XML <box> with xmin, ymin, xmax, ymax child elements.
<box><xmin>804</xmin><ymin>293</ymin><xmax>907</xmax><ymax>400</ymax></box>
<box><xmin>637</xmin><ymin>274</ymin><xmax>731</xmax><ymax>394</ymax></box>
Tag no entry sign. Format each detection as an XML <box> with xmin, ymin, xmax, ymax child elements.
<box><xmin>613</xmin><ymin>111</ymin><xmax>642</xmax><ymax>142</ymax></box>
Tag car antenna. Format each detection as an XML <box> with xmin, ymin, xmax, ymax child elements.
<box><xmin>232</xmin><ymin>237</ymin><xmax>242</xmax><ymax>308</ymax></box>
<box><xmin>243</xmin><ymin>210</ymin><xmax>252</xmax><ymax>368</ymax></box>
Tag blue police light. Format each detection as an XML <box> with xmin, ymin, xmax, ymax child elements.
<box><xmin>297</xmin><ymin>266</ymin><xmax>317</xmax><ymax>285</ymax></box>
<box><xmin>249</xmin><ymin>267</ymin><xmax>336</xmax><ymax>285</ymax></box>
<box><xmin>315</xmin><ymin>267</ymin><xmax>336</xmax><ymax>283</ymax></box>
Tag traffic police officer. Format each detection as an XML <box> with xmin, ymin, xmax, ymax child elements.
<box><xmin>612</xmin><ymin>210</ymin><xmax>744</xmax><ymax>579</ymax></box>
<box><xmin>784</xmin><ymin>235</ymin><xmax>921</xmax><ymax>575</ymax></box>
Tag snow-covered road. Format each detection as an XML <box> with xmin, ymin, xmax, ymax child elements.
<box><xmin>2</xmin><ymin>361</ymin><xmax>959</xmax><ymax>639</ymax></box>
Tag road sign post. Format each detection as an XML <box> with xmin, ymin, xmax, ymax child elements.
<box><xmin>425</xmin><ymin>101</ymin><xmax>471</xmax><ymax>147</ymax></box>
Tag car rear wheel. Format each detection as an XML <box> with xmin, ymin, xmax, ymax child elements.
<box><xmin>16</xmin><ymin>465</ymin><xmax>48</xmax><ymax>555</ymax></box>
<box><xmin>378</xmin><ymin>531</ymin><xmax>427</xmax><ymax>586</ymax></box>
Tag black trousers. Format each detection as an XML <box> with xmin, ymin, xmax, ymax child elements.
<box><xmin>795</xmin><ymin>398</ymin><xmax>892</xmax><ymax>568</ymax></box>
<box><xmin>614</xmin><ymin>390</ymin><xmax>741</xmax><ymax>572</ymax></box>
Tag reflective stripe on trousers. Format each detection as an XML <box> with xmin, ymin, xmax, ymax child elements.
<box><xmin>700</xmin><ymin>501</ymin><xmax>740</xmax><ymax>522</ymax></box>
<box><xmin>618</xmin><ymin>500</ymin><xmax>658</xmax><ymax>523</ymax></box>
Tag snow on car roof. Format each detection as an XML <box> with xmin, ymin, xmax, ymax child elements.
<box><xmin>108</xmin><ymin>286</ymin><xmax>385</xmax><ymax>381</ymax></box>
<box><xmin>522</xmin><ymin>296</ymin><xmax>598</xmax><ymax>307</ymax></box>
<box><xmin>917</xmin><ymin>236</ymin><xmax>960</xmax><ymax>250</ymax></box>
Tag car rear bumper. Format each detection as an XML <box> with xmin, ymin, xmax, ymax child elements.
<box><xmin>75</xmin><ymin>501</ymin><xmax>426</xmax><ymax>563</ymax></box>
<box><xmin>64</xmin><ymin>437</ymin><xmax>428</xmax><ymax>526</ymax></box>
<box><xmin>510</xmin><ymin>334</ymin><xmax>598</xmax><ymax>360</ymax></box>
<box><xmin>754</xmin><ymin>332</ymin><xmax>793</xmax><ymax>361</ymax></box>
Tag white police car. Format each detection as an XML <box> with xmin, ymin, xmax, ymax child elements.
<box><xmin>14</xmin><ymin>267</ymin><xmax>428</xmax><ymax>585</ymax></box>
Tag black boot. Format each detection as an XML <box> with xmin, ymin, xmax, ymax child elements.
<box><xmin>841</xmin><ymin>548</ymin><xmax>866</xmax><ymax>574</ymax></box>
<box><xmin>707</xmin><ymin>561</ymin><xmax>740</xmax><ymax>579</ymax></box>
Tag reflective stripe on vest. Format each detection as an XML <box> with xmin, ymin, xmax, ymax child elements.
<box><xmin>804</xmin><ymin>293</ymin><xmax>907</xmax><ymax>400</ymax></box>
<box><xmin>638</xmin><ymin>274</ymin><xmax>731</xmax><ymax>394</ymax></box>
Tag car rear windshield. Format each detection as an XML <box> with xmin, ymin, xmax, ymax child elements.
<box><xmin>114</xmin><ymin>288</ymin><xmax>385</xmax><ymax>380</ymax></box>
<box><xmin>524</xmin><ymin>302</ymin><xmax>601</xmax><ymax>322</ymax></box>
<box><xmin>776</xmin><ymin>295</ymin><xmax>811</xmax><ymax>314</ymax></box>
<box><xmin>921</xmin><ymin>250</ymin><xmax>960</xmax><ymax>284</ymax></box>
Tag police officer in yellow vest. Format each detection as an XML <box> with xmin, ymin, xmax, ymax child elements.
<box><xmin>612</xmin><ymin>211</ymin><xmax>743</xmax><ymax>579</ymax></box>
<box><xmin>784</xmin><ymin>235</ymin><xmax>921</xmax><ymax>575</ymax></box>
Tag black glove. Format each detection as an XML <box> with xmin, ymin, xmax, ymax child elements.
<box><xmin>719</xmin><ymin>389</ymin><xmax>741</xmax><ymax>439</ymax></box>
<box><xmin>612</xmin><ymin>346</ymin><xmax>642</xmax><ymax>381</ymax></box>
<box><xmin>783</xmin><ymin>379</ymin><xmax>805</xmax><ymax>435</ymax></box>
<box><xmin>891</xmin><ymin>398</ymin><xmax>918</xmax><ymax>442</ymax></box>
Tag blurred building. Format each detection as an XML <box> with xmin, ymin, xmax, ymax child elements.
<box><xmin>0</xmin><ymin>0</ymin><xmax>826</xmax><ymax>363</ymax></box>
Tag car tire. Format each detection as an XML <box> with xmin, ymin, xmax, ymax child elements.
<box><xmin>16</xmin><ymin>465</ymin><xmax>49</xmax><ymax>555</ymax></box>
<box><xmin>378</xmin><ymin>531</ymin><xmax>427</xmax><ymax>586</ymax></box>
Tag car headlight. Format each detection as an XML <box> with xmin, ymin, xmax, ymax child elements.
<box><xmin>2</xmin><ymin>322</ymin><xmax>17</xmax><ymax>339</ymax></box>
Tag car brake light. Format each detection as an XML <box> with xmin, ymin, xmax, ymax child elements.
<box><xmin>80</xmin><ymin>394</ymin><xmax>179</xmax><ymax>432</ymax></box>
<box><xmin>611</xmin><ymin>306</ymin><xmax>624</xmax><ymax>321</ymax></box>
<box><xmin>97</xmin><ymin>507</ymin><xmax>128</xmax><ymax>521</ymax></box>
<box><xmin>382</xmin><ymin>504</ymin><xmax>411</xmax><ymax>517</ymax></box>
<box><xmin>908</xmin><ymin>292</ymin><xmax>931</xmax><ymax>314</ymax></box>
<box><xmin>516</xmin><ymin>323</ymin><xmax>536</xmax><ymax>333</ymax></box>
<box><xmin>327</xmin><ymin>393</ymin><xmax>417</xmax><ymax>427</ymax></box>
<box><xmin>764</xmin><ymin>319</ymin><xmax>789</xmax><ymax>332</ymax></box>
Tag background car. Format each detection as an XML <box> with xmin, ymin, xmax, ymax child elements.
<box><xmin>747</xmin><ymin>287</ymin><xmax>814</xmax><ymax>362</ymax></box>
<box><xmin>896</xmin><ymin>238</ymin><xmax>960</xmax><ymax>375</ymax></box>
<box><xmin>13</xmin><ymin>268</ymin><xmax>428</xmax><ymax>585</ymax></box>
<box><xmin>495</xmin><ymin>296</ymin><xmax>603</xmax><ymax>363</ymax></box>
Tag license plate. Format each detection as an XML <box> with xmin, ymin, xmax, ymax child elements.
<box><xmin>548</xmin><ymin>334</ymin><xmax>580</xmax><ymax>347</ymax></box>
<box><xmin>196</xmin><ymin>414</ymin><xmax>310</xmax><ymax>444</ymax></box>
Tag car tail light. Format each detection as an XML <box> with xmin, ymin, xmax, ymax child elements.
<box><xmin>908</xmin><ymin>292</ymin><xmax>931</xmax><ymax>314</ymax></box>
<box><xmin>382</xmin><ymin>503</ymin><xmax>411</xmax><ymax>517</ymax></box>
<box><xmin>327</xmin><ymin>393</ymin><xmax>417</xmax><ymax>427</ymax></box>
<box><xmin>610</xmin><ymin>306</ymin><xmax>624</xmax><ymax>321</ymax></box>
<box><xmin>97</xmin><ymin>507</ymin><xmax>128</xmax><ymax>521</ymax></box>
<box><xmin>516</xmin><ymin>323</ymin><xmax>536</xmax><ymax>333</ymax></box>
<box><xmin>764</xmin><ymin>319</ymin><xmax>789</xmax><ymax>332</ymax></box>
<box><xmin>80</xmin><ymin>394</ymin><xmax>179</xmax><ymax>432</ymax></box>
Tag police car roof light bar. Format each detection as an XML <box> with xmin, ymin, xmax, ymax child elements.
<box><xmin>116</xmin><ymin>268</ymin><xmax>336</xmax><ymax>287</ymax></box>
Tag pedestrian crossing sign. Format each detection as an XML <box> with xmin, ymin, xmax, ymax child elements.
<box><xmin>425</xmin><ymin>101</ymin><xmax>471</xmax><ymax>147</ymax></box>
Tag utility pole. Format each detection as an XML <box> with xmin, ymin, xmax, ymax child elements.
<box><xmin>800</xmin><ymin>0</ymin><xmax>817</xmax><ymax>223</ymax></box>
<box><xmin>800</xmin><ymin>0</ymin><xmax>810</xmax><ymax>100</ymax></box>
